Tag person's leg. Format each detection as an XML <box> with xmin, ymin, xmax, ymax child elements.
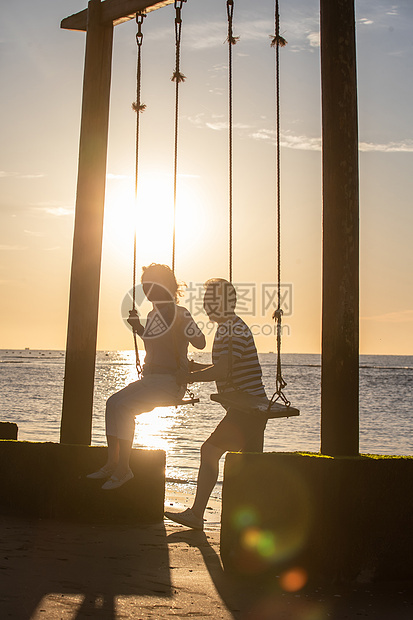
<box><xmin>101</xmin><ymin>391</ymin><xmax>127</xmax><ymax>468</ymax></box>
<box><xmin>88</xmin><ymin>382</ymin><xmax>144</xmax><ymax>479</ymax></box>
<box><xmin>242</xmin><ymin>413</ymin><xmax>267</xmax><ymax>453</ymax></box>
<box><xmin>87</xmin><ymin>395</ymin><xmax>122</xmax><ymax>477</ymax></box>
<box><xmin>103</xmin><ymin>375</ymin><xmax>181</xmax><ymax>487</ymax></box>
<box><xmin>111</xmin><ymin>415</ymin><xmax>135</xmax><ymax>480</ymax></box>
<box><xmin>164</xmin><ymin>440</ymin><xmax>225</xmax><ymax>529</ymax></box>
<box><xmin>191</xmin><ymin>441</ymin><xmax>226</xmax><ymax>520</ymax></box>
<box><xmin>100</xmin><ymin>411</ymin><xmax>135</xmax><ymax>489</ymax></box>
<box><xmin>165</xmin><ymin>409</ymin><xmax>268</xmax><ymax>529</ymax></box>
<box><xmin>106</xmin><ymin>434</ymin><xmax>119</xmax><ymax>467</ymax></box>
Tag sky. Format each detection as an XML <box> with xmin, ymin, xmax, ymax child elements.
<box><xmin>0</xmin><ymin>0</ymin><xmax>412</xmax><ymax>354</ymax></box>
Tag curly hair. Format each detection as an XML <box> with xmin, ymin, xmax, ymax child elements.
<box><xmin>141</xmin><ymin>263</ymin><xmax>185</xmax><ymax>303</ymax></box>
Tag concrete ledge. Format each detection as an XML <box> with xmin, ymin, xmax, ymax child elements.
<box><xmin>220</xmin><ymin>452</ymin><xmax>413</xmax><ymax>582</ymax></box>
<box><xmin>0</xmin><ymin>422</ymin><xmax>18</xmax><ymax>440</ymax></box>
<box><xmin>0</xmin><ymin>441</ymin><xmax>165</xmax><ymax>524</ymax></box>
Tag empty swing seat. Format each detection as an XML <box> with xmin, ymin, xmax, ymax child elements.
<box><xmin>210</xmin><ymin>391</ymin><xmax>300</xmax><ymax>418</ymax></box>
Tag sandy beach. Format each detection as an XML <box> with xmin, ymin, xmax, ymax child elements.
<box><xmin>1</xmin><ymin>484</ymin><xmax>412</xmax><ymax>620</ymax></box>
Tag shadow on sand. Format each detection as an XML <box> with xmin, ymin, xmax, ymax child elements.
<box><xmin>1</xmin><ymin>516</ymin><xmax>412</xmax><ymax>619</ymax></box>
<box><xmin>0</xmin><ymin>516</ymin><xmax>171</xmax><ymax>619</ymax></box>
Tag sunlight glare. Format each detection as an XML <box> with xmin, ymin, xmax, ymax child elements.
<box><xmin>104</xmin><ymin>171</ymin><xmax>209</xmax><ymax>268</ymax></box>
<box><xmin>132</xmin><ymin>406</ymin><xmax>175</xmax><ymax>452</ymax></box>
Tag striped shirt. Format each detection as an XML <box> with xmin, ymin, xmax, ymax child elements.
<box><xmin>212</xmin><ymin>315</ymin><xmax>266</xmax><ymax>396</ymax></box>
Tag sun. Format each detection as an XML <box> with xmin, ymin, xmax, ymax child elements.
<box><xmin>103</xmin><ymin>170</ymin><xmax>209</xmax><ymax>269</ymax></box>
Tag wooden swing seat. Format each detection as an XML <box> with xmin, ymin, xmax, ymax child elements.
<box><xmin>175</xmin><ymin>397</ymin><xmax>199</xmax><ymax>407</ymax></box>
<box><xmin>210</xmin><ymin>391</ymin><xmax>300</xmax><ymax>419</ymax></box>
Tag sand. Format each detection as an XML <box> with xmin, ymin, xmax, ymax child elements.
<box><xmin>1</xmin><ymin>484</ymin><xmax>412</xmax><ymax>619</ymax></box>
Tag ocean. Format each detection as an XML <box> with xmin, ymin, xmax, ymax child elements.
<box><xmin>1</xmin><ymin>350</ymin><xmax>412</xmax><ymax>488</ymax></box>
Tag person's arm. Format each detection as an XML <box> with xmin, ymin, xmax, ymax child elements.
<box><xmin>182</xmin><ymin>309</ymin><xmax>206</xmax><ymax>350</ymax></box>
<box><xmin>187</xmin><ymin>354</ymin><xmax>230</xmax><ymax>383</ymax></box>
<box><xmin>190</xmin><ymin>360</ymin><xmax>211</xmax><ymax>371</ymax></box>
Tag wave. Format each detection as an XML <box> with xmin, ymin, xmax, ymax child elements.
<box><xmin>360</xmin><ymin>365</ymin><xmax>413</xmax><ymax>371</ymax></box>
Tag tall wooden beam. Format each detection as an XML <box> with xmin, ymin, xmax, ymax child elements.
<box><xmin>61</xmin><ymin>0</ymin><xmax>174</xmax><ymax>32</ymax></box>
<box><xmin>320</xmin><ymin>0</ymin><xmax>359</xmax><ymax>456</ymax></box>
<box><xmin>60</xmin><ymin>0</ymin><xmax>114</xmax><ymax>445</ymax></box>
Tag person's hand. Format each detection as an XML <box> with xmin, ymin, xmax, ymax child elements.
<box><xmin>127</xmin><ymin>309</ymin><xmax>142</xmax><ymax>332</ymax></box>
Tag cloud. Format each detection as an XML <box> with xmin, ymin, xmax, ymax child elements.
<box><xmin>252</xmin><ymin>131</ymin><xmax>413</xmax><ymax>154</ymax></box>
<box><xmin>188</xmin><ymin>113</ymin><xmax>413</xmax><ymax>154</ymax></box>
<box><xmin>0</xmin><ymin>171</ymin><xmax>45</xmax><ymax>179</ymax></box>
<box><xmin>251</xmin><ymin>129</ymin><xmax>321</xmax><ymax>151</ymax></box>
<box><xmin>358</xmin><ymin>18</ymin><xmax>374</xmax><ymax>26</ymax></box>
<box><xmin>30</xmin><ymin>202</ymin><xmax>74</xmax><ymax>216</ymax></box>
<box><xmin>0</xmin><ymin>244</ymin><xmax>26</xmax><ymax>251</ymax></box>
<box><xmin>307</xmin><ymin>32</ymin><xmax>320</xmax><ymax>47</ymax></box>
<box><xmin>386</xmin><ymin>6</ymin><xmax>399</xmax><ymax>17</ymax></box>
<box><xmin>178</xmin><ymin>173</ymin><xmax>201</xmax><ymax>179</ymax></box>
<box><xmin>184</xmin><ymin>23</ymin><xmax>228</xmax><ymax>50</ymax></box>
<box><xmin>42</xmin><ymin>206</ymin><xmax>73</xmax><ymax>216</ymax></box>
<box><xmin>188</xmin><ymin>112</ymin><xmax>251</xmax><ymax>132</ymax></box>
<box><xmin>107</xmin><ymin>173</ymin><xmax>132</xmax><ymax>180</ymax></box>
<box><xmin>162</xmin><ymin>14</ymin><xmax>321</xmax><ymax>53</ymax></box>
<box><xmin>24</xmin><ymin>229</ymin><xmax>45</xmax><ymax>237</ymax></box>
<box><xmin>206</xmin><ymin>120</ymin><xmax>251</xmax><ymax>132</ymax></box>
<box><xmin>362</xmin><ymin>310</ymin><xmax>413</xmax><ymax>323</ymax></box>
<box><xmin>20</xmin><ymin>174</ymin><xmax>45</xmax><ymax>179</ymax></box>
<box><xmin>359</xmin><ymin>140</ymin><xmax>413</xmax><ymax>153</ymax></box>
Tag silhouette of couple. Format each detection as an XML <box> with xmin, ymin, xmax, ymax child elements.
<box><xmin>88</xmin><ymin>263</ymin><xmax>267</xmax><ymax>530</ymax></box>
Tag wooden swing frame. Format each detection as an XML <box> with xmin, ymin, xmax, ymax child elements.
<box><xmin>61</xmin><ymin>0</ymin><xmax>175</xmax><ymax>31</ymax></box>
<box><xmin>60</xmin><ymin>0</ymin><xmax>360</xmax><ymax>459</ymax></box>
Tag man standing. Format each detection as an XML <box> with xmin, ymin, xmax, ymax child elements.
<box><xmin>165</xmin><ymin>278</ymin><xmax>267</xmax><ymax>530</ymax></box>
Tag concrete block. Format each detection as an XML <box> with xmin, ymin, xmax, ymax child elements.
<box><xmin>0</xmin><ymin>422</ymin><xmax>18</xmax><ymax>440</ymax></box>
<box><xmin>0</xmin><ymin>441</ymin><xmax>165</xmax><ymax>524</ymax></box>
<box><xmin>220</xmin><ymin>452</ymin><xmax>413</xmax><ymax>583</ymax></box>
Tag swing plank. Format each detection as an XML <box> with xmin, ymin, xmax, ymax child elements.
<box><xmin>176</xmin><ymin>397</ymin><xmax>199</xmax><ymax>407</ymax></box>
<box><xmin>61</xmin><ymin>0</ymin><xmax>175</xmax><ymax>32</ymax></box>
<box><xmin>210</xmin><ymin>391</ymin><xmax>300</xmax><ymax>419</ymax></box>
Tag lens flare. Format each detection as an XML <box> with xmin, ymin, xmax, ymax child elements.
<box><xmin>242</xmin><ymin>527</ymin><xmax>278</xmax><ymax>560</ymax></box>
<box><xmin>280</xmin><ymin>566</ymin><xmax>308</xmax><ymax>592</ymax></box>
<box><xmin>227</xmin><ymin>465</ymin><xmax>314</xmax><ymax>575</ymax></box>
<box><xmin>232</xmin><ymin>506</ymin><xmax>258</xmax><ymax>530</ymax></box>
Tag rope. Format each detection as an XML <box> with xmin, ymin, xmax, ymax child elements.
<box><xmin>226</xmin><ymin>0</ymin><xmax>238</xmax><ymax>284</ymax></box>
<box><xmin>224</xmin><ymin>1</ymin><xmax>239</xmax><ymax>388</ymax></box>
<box><xmin>269</xmin><ymin>0</ymin><xmax>290</xmax><ymax>409</ymax></box>
<box><xmin>130</xmin><ymin>12</ymin><xmax>147</xmax><ymax>377</ymax></box>
<box><xmin>171</xmin><ymin>0</ymin><xmax>187</xmax><ymax>274</ymax></box>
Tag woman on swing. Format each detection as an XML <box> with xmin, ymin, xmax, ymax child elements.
<box><xmin>87</xmin><ymin>263</ymin><xmax>206</xmax><ymax>490</ymax></box>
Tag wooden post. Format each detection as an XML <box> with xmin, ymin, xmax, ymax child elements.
<box><xmin>320</xmin><ymin>0</ymin><xmax>359</xmax><ymax>456</ymax></box>
<box><xmin>60</xmin><ymin>0</ymin><xmax>113</xmax><ymax>445</ymax></box>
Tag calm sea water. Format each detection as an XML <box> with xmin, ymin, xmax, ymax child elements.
<box><xmin>1</xmin><ymin>350</ymin><xmax>412</xmax><ymax>486</ymax></box>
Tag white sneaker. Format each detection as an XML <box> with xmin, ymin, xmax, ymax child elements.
<box><xmin>164</xmin><ymin>508</ymin><xmax>204</xmax><ymax>530</ymax></box>
<box><xmin>101</xmin><ymin>469</ymin><xmax>134</xmax><ymax>490</ymax></box>
<box><xmin>86</xmin><ymin>465</ymin><xmax>115</xmax><ymax>480</ymax></box>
